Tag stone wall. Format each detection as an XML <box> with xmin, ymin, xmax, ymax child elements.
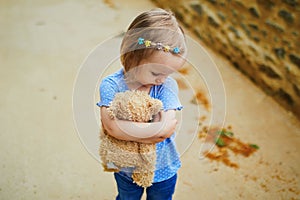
<box><xmin>151</xmin><ymin>0</ymin><xmax>300</xmax><ymax>119</ymax></box>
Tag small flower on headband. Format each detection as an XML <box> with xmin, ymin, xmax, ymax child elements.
<box><xmin>144</xmin><ymin>40</ymin><xmax>152</xmax><ymax>47</ymax></box>
<box><xmin>173</xmin><ymin>47</ymin><xmax>180</xmax><ymax>54</ymax></box>
<box><xmin>138</xmin><ymin>37</ymin><xmax>144</xmax><ymax>45</ymax></box>
<box><xmin>163</xmin><ymin>45</ymin><xmax>170</xmax><ymax>52</ymax></box>
<box><xmin>155</xmin><ymin>42</ymin><xmax>163</xmax><ymax>50</ymax></box>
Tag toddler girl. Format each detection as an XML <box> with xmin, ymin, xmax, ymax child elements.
<box><xmin>97</xmin><ymin>8</ymin><xmax>187</xmax><ymax>200</ymax></box>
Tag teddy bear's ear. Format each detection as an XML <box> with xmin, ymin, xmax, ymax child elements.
<box><xmin>147</xmin><ymin>101</ymin><xmax>153</xmax><ymax>108</ymax></box>
<box><xmin>149</xmin><ymin>99</ymin><xmax>163</xmax><ymax>114</ymax></box>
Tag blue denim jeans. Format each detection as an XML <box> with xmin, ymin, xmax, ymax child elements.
<box><xmin>114</xmin><ymin>172</ymin><xmax>177</xmax><ymax>200</ymax></box>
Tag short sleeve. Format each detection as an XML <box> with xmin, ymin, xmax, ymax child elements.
<box><xmin>157</xmin><ymin>77</ymin><xmax>183</xmax><ymax>111</ymax></box>
<box><xmin>96</xmin><ymin>78</ymin><xmax>118</xmax><ymax>107</ymax></box>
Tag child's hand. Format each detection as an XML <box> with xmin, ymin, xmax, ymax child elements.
<box><xmin>138</xmin><ymin>118</ymin><xmax>177</xmax><ymax>143</ymax></box>
<box><xmin>152</xmin><ymin>112</ymin><xmax>161</xmax><ymax>122</ymax></box>
<box><xmin>137</xmin><ymin>110</ymin><xmax>177</xmax><ymax>144</ymax></box>
<box><xmin>158</xmin><ymin>110</ymin><xmax>177</xmax><ymax>139</ymax></box>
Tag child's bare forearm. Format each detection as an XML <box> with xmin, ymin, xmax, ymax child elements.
<box><xmin>101</xmin><ymin>107</ymin><xmax>177</xmax><ymax>142</ymax></box>
<box><xmin>102</xmin><ymin>117</ymin><xmax>176</xmax><ymax>142</ymax></box>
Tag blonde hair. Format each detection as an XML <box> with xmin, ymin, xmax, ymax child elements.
<box><xmin>120</xmin><ymin>8</ymin><xmax>186</xmax><ymax>72</ymax></box>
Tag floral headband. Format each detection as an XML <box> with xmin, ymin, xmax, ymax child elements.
<box><xmin>137</xmin><ymin>37</ymin><xmax>180</xmax><ymax>54</ymax></box>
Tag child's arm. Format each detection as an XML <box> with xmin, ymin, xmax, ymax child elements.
<box><xmin>136</xmin><ymin>110</ymin><xmax>177</xmax><ymax>143</ymax></box>
<box><xmin>101</xmin><ymin>107</ymin><xmax>177</xmax><ymax>143</ymax></box>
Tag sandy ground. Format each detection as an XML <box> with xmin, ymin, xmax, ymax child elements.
<box><xmin>0</xmin><ymin>0</ymin><xmax>299</xmax><ymax>200</ymax></box>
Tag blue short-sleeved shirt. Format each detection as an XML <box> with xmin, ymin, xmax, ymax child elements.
<box><xmin>97</xmin><ymin>68</ymin><xmax>182</xmax><ymax>183</ymax></box>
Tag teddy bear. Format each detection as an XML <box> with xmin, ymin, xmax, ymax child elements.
<box><xmin>99</xmin><ymin>90</ymin><xmax>163</xmax><ymax>187</ymax></box>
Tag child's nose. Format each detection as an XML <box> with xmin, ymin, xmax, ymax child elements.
<box><xmin>156</xmin><ymin>77</ymin><xmax>166</xmax><ymax>84</ymax></box>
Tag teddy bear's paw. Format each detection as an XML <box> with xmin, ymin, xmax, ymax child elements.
<box><xmin>132</xmin><ymin>172</ymin><xmax>154</xmax><ymax>188</ymax></box>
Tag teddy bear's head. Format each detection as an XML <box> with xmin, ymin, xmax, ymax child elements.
<box><xmin>107</xmin><ymin>90</ymin><xmax>162</xmax><ymax>122</ymax></box>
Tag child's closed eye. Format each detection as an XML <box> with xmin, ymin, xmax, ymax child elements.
<box><xmin>151</xmin><ymin>72</ymin><xmax>160</xmax><ymax>76</ymax></box>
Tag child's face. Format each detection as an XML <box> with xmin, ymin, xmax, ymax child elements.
<box><xmin>132</xmin><ymin>51</ymin><xmax>185</xmax><ymax>87</ymax></box>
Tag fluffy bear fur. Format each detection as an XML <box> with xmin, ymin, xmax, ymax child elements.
<box><xmin>99</xmin><ymin>90</ymin><xmax>163</xmax><ymax>187</ymax></box>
